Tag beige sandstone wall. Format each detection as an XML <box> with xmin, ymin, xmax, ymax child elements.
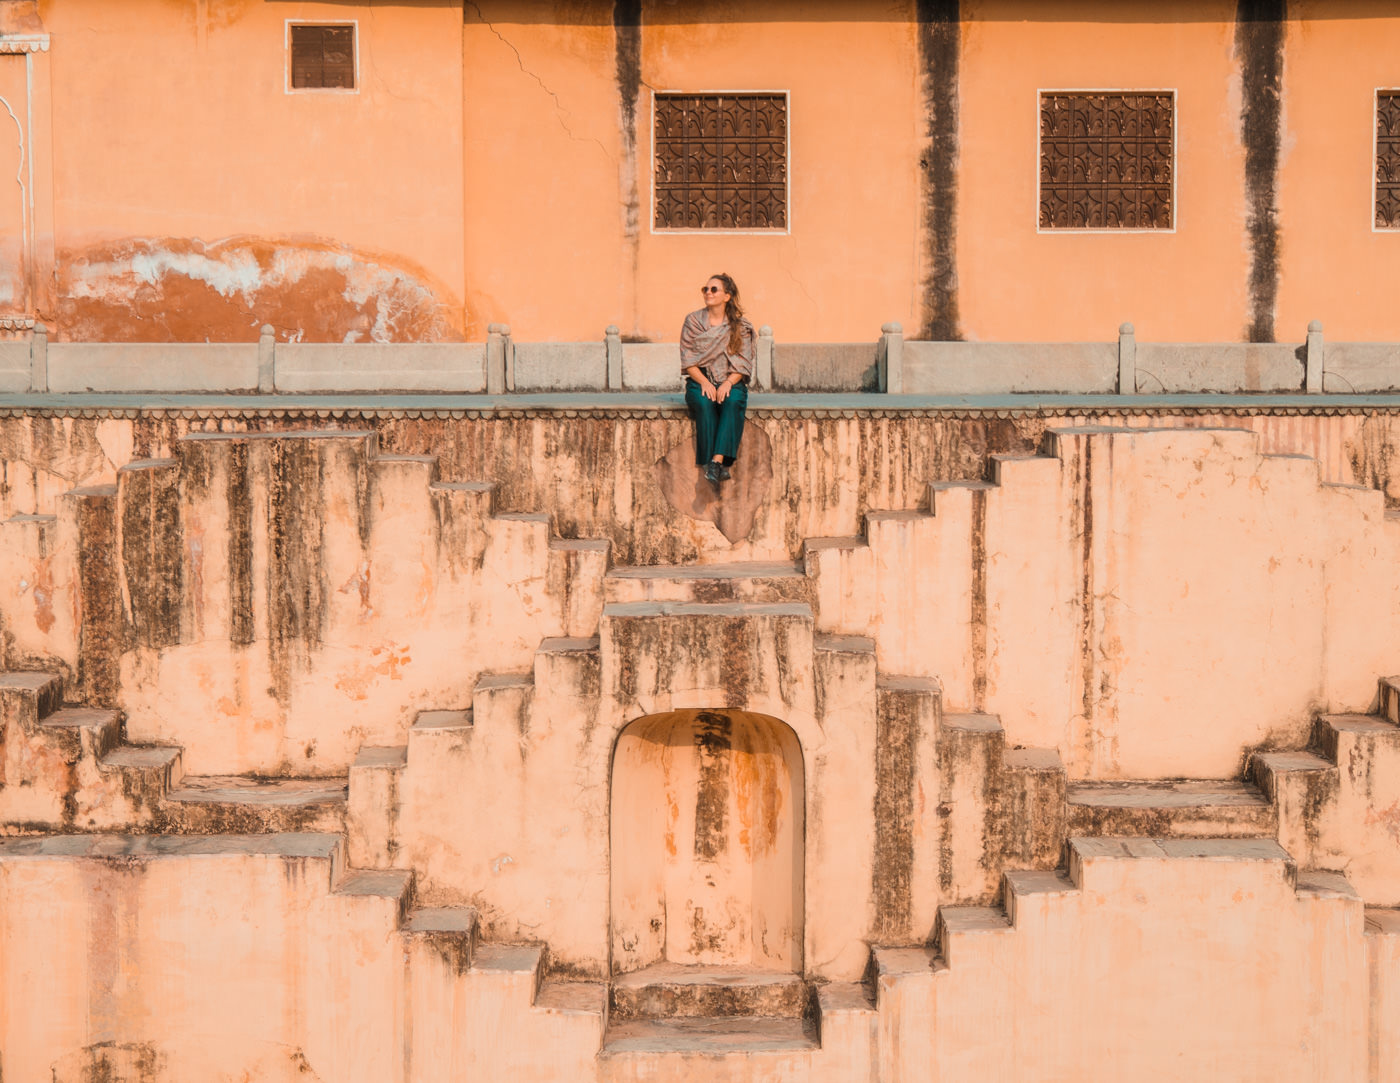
<box><xmin>1</xmin><ymin>409</ymin><xmax>1400</xmax><ymax>1078</ymax></box>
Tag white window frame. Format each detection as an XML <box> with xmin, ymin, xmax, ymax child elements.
<box><xmin>285</xmin><ymin>20</ymin><xmax>360</xmax><ymax>96</ymax></box>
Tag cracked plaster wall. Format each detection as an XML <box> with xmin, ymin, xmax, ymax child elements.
<box><xmin>36</xmin><ymin>0</ymin><xmax>466</xmax><ymax>342</ymax></box>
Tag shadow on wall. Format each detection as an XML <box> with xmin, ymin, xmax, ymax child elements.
<box><xmin>53</xmin><ymin>237</ymin><xmax>464</xmax><ymax>344</ymax></box>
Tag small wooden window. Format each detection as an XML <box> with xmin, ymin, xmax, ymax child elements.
<box><xmin>1039</xmin><ymin>92</ymin><xmax>1174</xmax><ymax>230</ymax></box>
<box><xmin>290</xmin><ymin>25</ymin><xmax>355</xmax><ymax>91</ymax></box>
<box><xmin>653</xmin><ymin>94</ymin><xmax>788</xmax><ymax>230</ymax></box>
<box><xmin>1376</xmin><ymin>92</ymin><xmax>1400</xmax><ymax>228</ymax></box>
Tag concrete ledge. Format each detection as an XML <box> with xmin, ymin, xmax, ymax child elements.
<box><xmin>0</xmin><ymin>832</ymin><xmax>341</xmax><ymax>858</ymax></box>
<box><xmin>774</xmin><ymin>343</ymin><xmax>879</xmax><ymax>392</ymax></box>
<box><xmin>903</xmin><ymin>341</ymin><xmax>1117</xmax><ymax>394</ymax></box>
<box><xmin>1325</xmin><ymin>343</ymin><xmax>1400</xmax><ymax>392</ymax></box>
<box><xmin>512</xmin><ymin>342</ymin><xmax>607</xmax><ymax>391</ymax></box>
<box><xmin>6</xmin><ymin>389</ymin><xmax>1400</xmax><ymax>417</ymax></box>
<box><xmin>621</xmin><ymin>342</ymin><xmax>682</xmax><ymax>391</ymax></box>
<box><xmin>0</xmin><ymin>341</ymin><xmax>30</xmax><ymax>392</ymax></box>
<box><xmin>275</xmin><ymin>343</ymin><xmax>487</xmax><ymax>393</ymax></box>
<box><xmin>1135</xmin><ymin>342</ymin><xmax>1303</xmax><ymax>393</ymax></box>
<box><xmin>48</xmin><ymin>342</ymin><xmax>261</xmax><ymax>393</ymax></box>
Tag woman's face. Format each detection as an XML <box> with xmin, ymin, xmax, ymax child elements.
<box><xmin>702</xmin><ymin>278</ymin><xmax>731</xmax><ymax>306</ymax></box>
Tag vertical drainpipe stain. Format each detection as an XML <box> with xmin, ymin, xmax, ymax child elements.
<box><xmin>1235</xmin><ymin>0</ymin><xmax>1286</xmax><ymax>343</ymax></box>
<box><xmin>614</xmin><ymin>0</ymin><xmax>642</xmax><ymax>336</ymax></box>
<box><xmin>228</xmin><ymin>443</ymin><xmax>254</xmax><ymax>646</ymax></box>
<box><xmin>917</xmin><ymin>0</ymin><xmax>962</xmax><ymax>341</ymax></box>
<box><xmin>970</xmin><ymin>486</ymin><xmax>988</xmax><ymax>709</ymax></box>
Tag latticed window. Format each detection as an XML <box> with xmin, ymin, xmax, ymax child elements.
<box><xmin>1039</xmin><ymin>92</ymin><xmax>1174</xmax><ymax>230</ymax></box>
<box><xmin>290</xmin><ymin>25</ymin><xmax>355</xmax><ymax>90</ymax></box>
<box><xmin>653</xmin><ymin>94</ymin><xmax>788</xmax><ymax>230</ymax></box>
<box><xmin>1376</xmin><ymin>93</ymin><xmax>1400</xmax><ymax>228</ymax></box>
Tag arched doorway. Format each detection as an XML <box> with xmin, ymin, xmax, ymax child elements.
<box><xmin>610</xmin><ymin>709</ymin><xmax>805</xmax><ymax>976</ymax></box>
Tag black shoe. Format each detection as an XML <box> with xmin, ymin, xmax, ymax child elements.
<box><xmin>719</xmin><ymin>465</ymin><xmax>732</xmax><ymax>481</ymax></box>
<box><xmin>704</xmin><ymin>462</ymin><xmax>722</xmax><ymax>485</ymax></box>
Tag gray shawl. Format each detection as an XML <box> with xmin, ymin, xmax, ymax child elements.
<box><xmin>679</xmin><ymin>309</ymin><xmax>755</xmax><ymax>384</ymax></box>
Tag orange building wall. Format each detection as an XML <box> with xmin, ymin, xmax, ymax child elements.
<box><xmin>633</xmin><ymin>3</ymin><xmax>922</xmax><ymax>344</ymax></box>
<box><xmin>8</xmin><ymin>2</ymin><xmax>1400</xmax><ymax>345</ymax></box>
<box><xmin>461</xmin><ymin>3</ymin><xmax>626</xmax><ymax>341</ymax></box>
<box><xmin>1277</xmin><ymin>1</ymin><xmax>1400</xmax><ymax>342</ymax></box>
<box><xmin>37</xmin><ymin>0</ymin><xmax>466</xmax><ymax>342</ymax></box>
<box><xmin>959</xmin><ymin>1</ymin><xmax>1250</xmax><ymax>342</ymax></box>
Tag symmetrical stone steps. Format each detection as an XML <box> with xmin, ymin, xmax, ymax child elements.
<box><xmin>0</xmin><ymin>669</ymin><xmax>347</xmax><ymax>835</ymax></box>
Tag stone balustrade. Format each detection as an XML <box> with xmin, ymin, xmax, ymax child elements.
<box><xmin>1</xmin><ymin>319</ymin><xmax>1397</xmax><ymax>395</ymax></box>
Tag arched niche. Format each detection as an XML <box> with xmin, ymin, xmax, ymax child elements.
<box><xmin>610</xmin><ymin>709</ymin><xmax>805</xmax><ymax>976</ymax></box>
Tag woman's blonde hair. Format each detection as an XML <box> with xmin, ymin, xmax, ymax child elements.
<box><xmin>709</xmin><ymin>273</ymin><xmax>745</xmax><ymax>354</ymax></box>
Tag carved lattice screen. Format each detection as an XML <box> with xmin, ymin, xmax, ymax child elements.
<box><xmin>1376</xmin><ymin>93</ymin><xmax>1400</xmax><ymax>228</ymax></box>
<box><xmin>1039</xmin><ymin>92</ymin><xmax>1174</xmax><ymax>229</ymax></box>
<box><xmin>653</xmin><ymin>94</ymin><xmax>788</xmax><ymax>230</ymax></box>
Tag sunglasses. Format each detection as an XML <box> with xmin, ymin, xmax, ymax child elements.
<box><xmin>701</xmin><ymin>285</ymin><xmax>725</xmax><ymax>294</ymax></box>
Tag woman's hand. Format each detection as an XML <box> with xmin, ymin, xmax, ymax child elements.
<box><xmin>701</xmin><ymin>378</ymin><xmax>719</xmax><ymax>402</ymax></box>
<box><xmin>715</xmin><ymin>377</ymin><xmax>735</xmax><ymax>403</ymax></box>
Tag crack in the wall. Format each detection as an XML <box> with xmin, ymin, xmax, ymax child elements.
<box><xmin>466</xmin><ymin>1</ymin><xmax>615</xmax><ymax>166</ymax></box>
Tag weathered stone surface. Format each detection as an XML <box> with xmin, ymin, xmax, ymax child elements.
<box><xmin>610</xmin><ymin>964</ymin><xmax>808</xmax><ymax>1021</ymax></box>
<box><xmin>656</xmin><ymin>423</ymin><xmax>774</xmax><ymax>545</ymax></box>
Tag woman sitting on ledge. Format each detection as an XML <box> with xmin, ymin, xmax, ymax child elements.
<box><xmin>681</xmin><ymin>273</ymin><xmax>755</xmax><ymax>487</ymax></box>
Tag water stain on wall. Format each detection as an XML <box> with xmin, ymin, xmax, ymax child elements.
<box><xmin>1235</xmin><ymin>0</ymin><xmax>1286</xmax><ymax>342</ymax></box>
<box><xmin>916</xmin><ymin>0</ymin><xmax>962</xmax><ymax>342</ymax></box>
<box><xmin>54</xmin><ymin>237</ymin><xmax>462</xmax><ymax>344</ymax></box>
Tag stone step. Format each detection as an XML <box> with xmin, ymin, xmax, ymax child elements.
<box><xmin>1251</xmin><ymin>748</ymin><xmax>1333</xmax><ymax>797</ymax></box>
<box><xmin>1065</xmin><ymin>780</ymin><xmax>1276</xmax><ymax>838</ymax></box>
<box><xmin>604</xmin><ymin>561</ymin><xmax>811</xmax><ymax>605</ymax></box>
<box><xmin>403</xmin><ymin>906</ymin><xmax>480</xmax><ymax>975</ymax></box>
<box><xmin>1314</xmin><ymin>712</ymin><xmax>1400</xmax><ymax>761</ymax></box>
<box><xmin>409</xmin><ymin>709</ymin><xmax>474</xmax><ymax>747</ymax></box>
<box><xmin>535</xmin><ymin>980</ymin><xmax>608</xmax><ymax>1017</ymax></box>
<box><xmin>162</xmin><ymin>775</ymin><xmax>347</xmax><ymax>833</ymax></box>
<box><xmin>100</xmin><ymin>744</ymin><xmax>184</xmax><ymax>790</ymax></box>
<box><xmin>601</xmin><ymin>1016</ymin><xmax>819</xmax><ymax>1056</ymax></box>
<box><xmin>816</xmin><ymin>982</ymin><xmax>874</xmax><ymax>1024</ymax></box>
<box><xmin>336</xmin><ymin>867</ymin><xmax>414</xmax><ymax>902</ymax></box>
<box><xmin>610</xmin><ymin>963</ymin><xmax>808</xmax><ymax>1021</ymax></box>
<box><xmin>1380</xmin><ymin>676</ymin><xmax>1400</xmax><ymax>725</ymax></box>
<box><xmin>602</xmin><ymin>600</ymin><xmax>814</xmax><ymax>621</ymax></box>
<box><xmin>935</xmin><ymin>905</ymin><xmax>1012</xmax><ymax>967</ymax></box>
<box><xmin>0</xmin><ymin>831</ymin><xmax>343</xmax><ymax>860</ymax></box>
<box><xmin>39</xmin><ymin>707</ymin><xmax>123</xmax><ymax>759</ymax></box>
<box><xmin>333</xmin><ymin>867</ymin><xmax>415</xmax><ymax>928</ymax></box>
<box><xmin>472</xmin><ymin>943</ymin><xmax>546</xmax><ymax>1010</ymax></box>
<box><xmin>0</xmin><ymin>671</ymin><xmax>64</xmax><ymax>721</ymax></box>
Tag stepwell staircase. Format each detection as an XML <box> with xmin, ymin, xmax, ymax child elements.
<box><xmin>3</xmin><ymin>424</ymin><xmax>1400</xmax><ymax>1076</ymax></box>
